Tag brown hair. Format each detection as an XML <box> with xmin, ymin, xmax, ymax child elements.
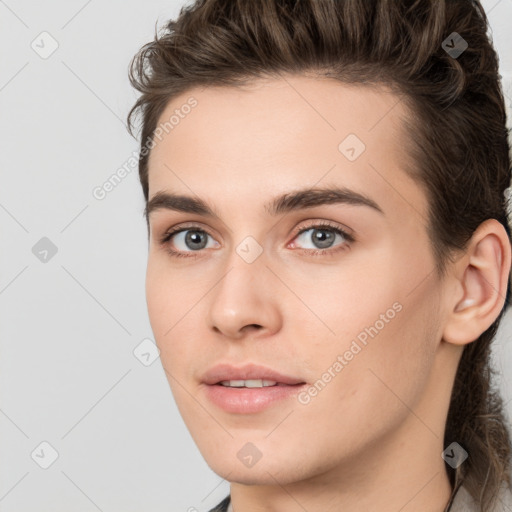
<box><xmin>126</xmin><ymin>1</ymin><xmax>512</xmax><ymax>509</ymax></box>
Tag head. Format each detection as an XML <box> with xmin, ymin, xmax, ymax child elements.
<box><xmin>127</xmin><ymin>0</ymin><xmax>512</xmax><ymax>509</ymax></box>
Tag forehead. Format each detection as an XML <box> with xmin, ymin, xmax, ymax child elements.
<box><xmin>146</xmin><ymin>74</ymin><xmax>427</xmax><ymax>224</ymax></box>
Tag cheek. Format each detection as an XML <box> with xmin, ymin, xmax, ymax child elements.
<box><xmin>291</xmin><ymin>301</ymin><xmax>436</xmax><ymax>466</ymax></box>
<box><xmin>292</xmin><ymin>259</ymin><xmax>438</xmax><ymax>421</ymax></box>
<box><xmin>145</xmin><ymin>257</ymin><xmax>192</xmax><ymax>333</ymax></box>
<box><xmin>145</xmin><ymin>258</ymin><xmax>213</xmax><ymax>382</ymax></box>
<box><xmin>360</xmin><ymin>295</ymin><xmax>436</xmax><ymax>409</ymax></box>
<box><xmin>145</xmin><ymin>267</ymin><xmax>168</xmax><ymax>336</ymax></box>
<box><xmin>145</xmin><ymin>261</ymin><xmax>186</xmax><ymax>360</ymax></box>
<box><xmin>282</xmin><ymin>261</ymin><xmax>398</xmax><ymax>356</ymax></box>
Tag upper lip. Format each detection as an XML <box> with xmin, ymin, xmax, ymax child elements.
<box><xmin>201</xmin><ymin>363</ymin><xmax>306</xmax><ymax>385</ymax></box>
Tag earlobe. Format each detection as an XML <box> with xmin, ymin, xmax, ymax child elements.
<box><xmin>442</xmin><ymin>219</ymin><xmax>511</xmax><ymax>346</ymax></box>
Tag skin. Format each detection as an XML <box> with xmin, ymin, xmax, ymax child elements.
<box><xmin>144</xmin><ymin>74</ymin><xmax>511</xmax><ymax>512</ymax></box>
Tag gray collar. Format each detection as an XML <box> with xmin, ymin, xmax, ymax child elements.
<box><xmin>225</xmin><ymin>483</ymin><xmax>512</xmax><ymax>511</ymax></box>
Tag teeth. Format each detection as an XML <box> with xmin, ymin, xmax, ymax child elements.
<box><xmin>219</xmin><ymin>379</ymin><xmax>278</xmax><ymax>388</ymax></box>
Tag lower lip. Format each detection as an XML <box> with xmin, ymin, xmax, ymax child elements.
<box><xmin>202</xmin><ymin>383</ymin><xmax>307</xmax><ymax>414</ymax></box>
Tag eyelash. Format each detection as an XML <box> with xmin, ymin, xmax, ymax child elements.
<box><xmin>159</xmin><ymin>221</ymin><xmax>355</xmax><ymax>259</ymax></box>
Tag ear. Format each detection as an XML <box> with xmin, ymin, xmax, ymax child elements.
<box><xmin>443</xmin><ymin>219</ymin><xmax>511</xmax><ymax>346</ymax></box>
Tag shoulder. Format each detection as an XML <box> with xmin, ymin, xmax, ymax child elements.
<box><xmin>207</xmin><ymin>487</ymin><xmax>512</xmax><ymax>512</ymax></box>
<box><xmin>207</xmin><ymin>495</ymin><xmax>230</xmax><ymax>512</ymax></box>
<box><xmin>450</xmin><ymin>483</ymin><xmax>512</xmax><ymax>512</ymax></box>
<box><xmin>495</xmin><ymin>483</ymin><xmax>512</xmax><ymax>511</ymax></box>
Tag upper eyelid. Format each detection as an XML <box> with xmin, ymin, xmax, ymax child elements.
<box><xmin>159</xmin><ymin>221</ymin><xmax>217</xmax><ymax>243</ymax></box>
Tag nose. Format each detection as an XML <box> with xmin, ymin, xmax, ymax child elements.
<box><xmin>205</xmin><ymin>248</ymin><xmax>282</xmax><ymax>340</ymax></box>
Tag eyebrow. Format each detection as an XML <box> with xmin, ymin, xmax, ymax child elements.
<box><xmin>145</xmin><ymin>186</ymin><xmax>384</xmax><ymax>220</ymax></box>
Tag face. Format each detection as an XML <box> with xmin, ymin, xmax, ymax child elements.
<box><xmin>145</xmin><ymin>75</ymin><xmax>447</xmax><ymax>485</ymax></box>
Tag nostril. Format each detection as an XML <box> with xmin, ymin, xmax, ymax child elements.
<box><xmin>241</xmin><ymin>324</ymin><xmax>263</xmax><ymax>334</ymax></box>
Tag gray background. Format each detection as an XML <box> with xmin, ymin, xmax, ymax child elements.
<box><xmin>0</xmin><ymin>1</ymin><xmax>511</xmax><ymax>510</ymax></box>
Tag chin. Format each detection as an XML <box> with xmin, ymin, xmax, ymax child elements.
<box><xmin>203</xmin><ymin>450</ymin><xmax>314</xmax><ymax>486</ymax></box>
<box><xmin>206</xmin><ymin>463</ymin><xmax>290</xmax><ymax>486</ymax></box>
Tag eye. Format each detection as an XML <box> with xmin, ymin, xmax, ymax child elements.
<box><xmin>160</xmin><ymin>226</ymin><xmax>219</xmax><ymax>257</ymax></box>
<box><xmin>290</xmin><ymin>221</ymin><xmax>354</xmax><ymax>256</ymax></box>
<box><xmin>159</xmin><ymin>220</ymin><xmax>354</xmax><ymax>259</ymax></box>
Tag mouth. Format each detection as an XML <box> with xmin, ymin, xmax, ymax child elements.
<box><xmin>217</xmin><ymin>379</ymin><xmax>298</xmax><ymax>388</ymax></box>
<box><xmin>201</xmin><ymin>363</ymin><xmax>306</xmax><ymax>387</ymax></box>
<box><xmin>201</xmin><ymin>363</ymin><xmax>307</xmax><ymax>414</ymax></box>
